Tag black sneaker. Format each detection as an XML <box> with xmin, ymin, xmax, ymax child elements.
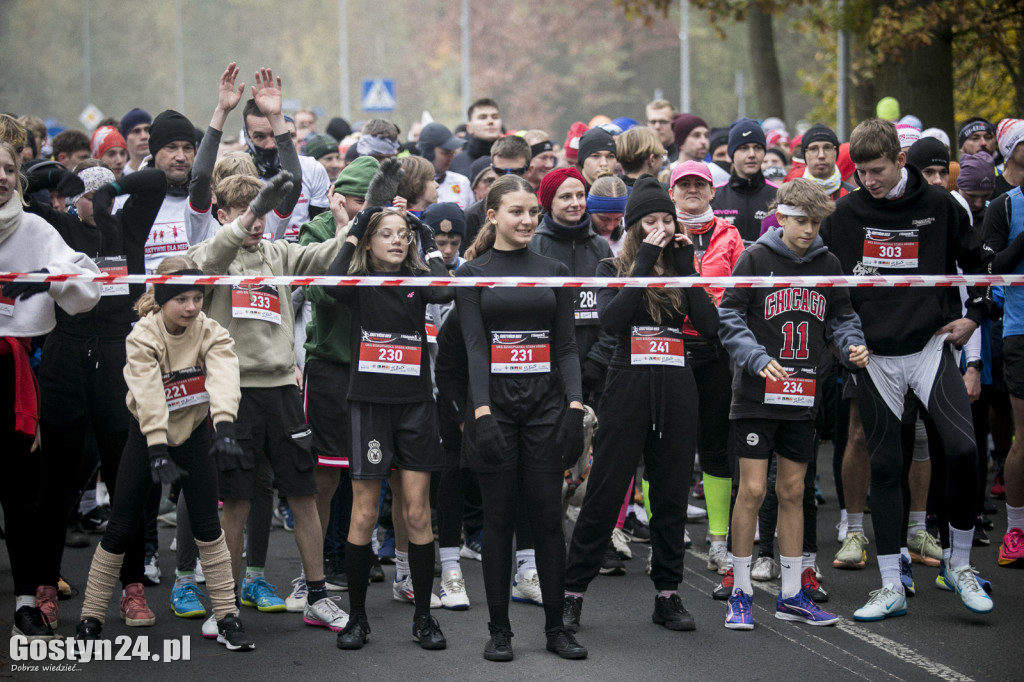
<box><xmin>65</xmin><ymin>522</ymin><xmax>89</xmax><ymax>549</ymax></box>
<box><xmin>337</xmin><ymin>614</ymin><xmax>371</xmax><ymax>649</ymax></box>
<box><xmin>562</xmin><ymin>595</ymin><xmax>582</xmax><ymax>631</ymax></box>
<box><xmin>216</xmin><ymin>614</ymin><xmax>255</xmax><ymax>651</ymax></box>
<box><xmin>13</xmin><ymin>606</ymin><xmax>55</xmax><ymax>640</ymax></box>
<box><xmin>81</xmin><ymin>505</ymin><xmax>111</xmax><ymax>533</ymax></box>
<box><xmin>325</xmin><ymin>555</ymin><xmax>348</xmax><ymax>591</ymax></box>
<box><xmin>368</xmin><ymin>555</ymin><xmax>385</xmax><ymax>583</ymax></box>
<box><xmin>483</xmin><ymin>622</ymin><xmax>514</xmax><ymax>662</ymax></box>
<box><xmin>545</xmin><ymin>626</ymin><xmax>587</xmax><ymax>659</ymax></box>
<box><xmin>652</xmin><ymin>593</ymin><xmax>696</xmax><ymax>631</ymax></box>
<box><xmin>974</xmin><ymin>523</ymin><xmax>990</xmax><ymax>547</ymax></box>
<box><xmin>712</xmin><ymin>568</ymin><xmax>734</xmax><ymax>600</ymax></box>
<box><xmin>623</xmin><ymin>512</ymin><xmax>651</xmax><ymax>543</ymax></box>
<box><xmin>75</xmin><ymin>617</ymin><xmax>103</xmax><ymax>640</ymax></box>
<box><xmin>599</xmin><ymin>541</ymin><xmax>625</xmax><ymax>576</ymax></box>
<box><xmin>412</xmin><ymin>614</ymin><xmax>447</xmax><ymax>650</ymax></box>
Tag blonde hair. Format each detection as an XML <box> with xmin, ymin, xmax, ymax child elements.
<box><xmin>17</xmin><ymin>116</ymin><xmax>46</xmax><ymax>147</ymax></box>
<box><xmin>348</xmin><ymin>209</ymin><xmax>428</xmax><ymax>275</ymax></box>
<box><xmin>616</xmin><ymin>127</ymin><xmax>665</xmax><ymax>174</ymax></box>
<box><xmin>611</xmin><ymin>217</ymin><xmax>686</xmax><ymax>325</ymax></box>
<box><xmin>0</xmin><ymin>115</ymin><xmax>27</xmax><ymax>152</ymax></box>
<box><xmin>0</xmin><ymin>141</ymin><xmax>25</xmax><ymax>205</ymax></box>
<box><xmin>397</xmin><ymin>155</ymin><xmax>435</xmax><ymax>205</ymax></box>
<box><xmin>215</xmin><ymin>174</ymin><xmax>262</xmax><ymax>212</ymax></box>
<box><xmin>212</xmin><ymin>151</ymin><xmax>258</xmax><ymax>192</ymax></box>
<box><xmin>770</xmin><ymin>178</ymin><xmax>835</xmax><ymax>222</ymax></box>
<box><xmin>134</xmin><ymin>255</ymin><xmax>201</xmax><ymax>318</ymax></box>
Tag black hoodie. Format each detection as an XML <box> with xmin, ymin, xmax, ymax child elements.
<box><xmin>711</xmin><ymin>170</ymin><xmax>777</xmax><ymax>243</ymax></box>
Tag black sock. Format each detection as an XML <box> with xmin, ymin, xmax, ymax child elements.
<box><xmin>307</xmin><ymin>578</ymin><xmax>328</xmax><ymax>605</ymax></box>
<box><xmin>408</xmin><ymin>541</ymin><xmax>435</xmax><ymax>619</ymax></box>
<box><xmin>345</xmin><ymin>541</ymin><xmax>373</xmax><ymax>618</ymax></box>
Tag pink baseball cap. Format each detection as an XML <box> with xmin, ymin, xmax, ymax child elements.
<box><xmin>670</xmin><ymin>160</ymin><xmax>713</xmax><ymax>186</ymax></box>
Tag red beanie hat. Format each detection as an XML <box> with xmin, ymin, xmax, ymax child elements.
<box><xmin>537</xmin><ymin>167</ymin><xmax>586</xmax><ymax>212</ymax></box>
<box><xmin>563</xmin><ymin>122</ymin><xmax>589</xmax><ymax>163</ymax></box>
<box><xmin>91</xmin><ymin>126</ymin><xmax>127</xmax><ymax>159</ymax></box>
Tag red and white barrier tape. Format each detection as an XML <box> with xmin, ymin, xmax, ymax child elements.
<box><xmin>0</xmin><ymin>272</ymin><xmax>1019</xmax><ymax>289</ymax></box>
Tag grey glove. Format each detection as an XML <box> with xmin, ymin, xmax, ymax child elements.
<box><xmin>248</xmin><ymin>171</ymin><xmax>295</xmax><ymax>217</ymax></box>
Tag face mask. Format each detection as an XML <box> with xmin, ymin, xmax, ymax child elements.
<box><xmin>244</xmin><ymin>128</ymin><xmax>280</xmax><ymax>178</ymax></box>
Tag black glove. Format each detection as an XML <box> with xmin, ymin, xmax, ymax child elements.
<box><xmin>406</xmin><ymin>212</ymin><xmax>437</xmax><ymax>253</ymax></box>
<box><xmin>148</xmin><ymin>444</ymin><xmax>188</xmax><ymax>485</ymax></box>
<box><xmin>580</xmin><ymin>360</ymin><xmax>605</xmax><ymax>394</ymax></box>
<box><xmin>555</xmin><ymin>407</ymin><xmax>586</xmax><ymax>470</ymax></box>
<box><xmin>348</xmin><ymin>206</ymin><xmax>384</xmax><ymax>241</ymax></box>
<box><xmin>248</xmin><ymin>171</ymin><xmax>294</xmax><ymax>217</ymax></box>
<box><xmin>26</xmin><ymin>162</ymin><xmax>72</xmax><ymax>194</ymax></box>
<box><xmin>2</xmin><ymin>269</ymin><xmax>50</xmax><ymax>301</ymax></box>
<box><xmin>474</xmin><ymin>414</ymin><xmax>508</xmax><ymax>466</ymax></box>
<box><xmin>210</xmin><ymin>422</ymin><xmax>249</xmax><ymax>471</ymax></box>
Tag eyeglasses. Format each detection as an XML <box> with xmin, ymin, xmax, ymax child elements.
<box><xmin>372</xmin><ymin>229</ymin><xmax>415</xmax><ymax>244</ymax></box>
<box><xmin>647</xmin><ymin>119</ymin><xmax>672</xmax><ymax>126</ymax></box>
<box><xmin>805</xmin><ymin>143</ymin><xmax>837</xmax><ymax>157</ymax></box>
<box><xmin>491</xmin><ymin>164</ymin><xmax>529</xmax><ymax>176</ymax></box>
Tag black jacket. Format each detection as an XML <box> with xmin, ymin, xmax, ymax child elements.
<box><xmin>712</xmin><ymin>171</ymin><xmax>778</xmax><ymax>243</ymax></box>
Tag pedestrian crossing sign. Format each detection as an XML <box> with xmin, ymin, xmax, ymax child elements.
<box><xmin>361</xmin><ymin>79</ymin><xmax>396</xmax><ymax>112</ymax></box>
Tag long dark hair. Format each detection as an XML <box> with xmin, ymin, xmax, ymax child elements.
<box><xmin>611</xmin><ymin>217</ymin><xmax>686</xmax><ymax>325</ymax></box>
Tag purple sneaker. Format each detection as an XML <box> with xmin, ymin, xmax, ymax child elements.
<box><xmin>775</xmin><ymin>591</ymin><xmax>838</xmax><ymax>626</ymax></box>
<box><xmin>725</xmin><ymin>590</ymin><xmax>754</xmax><ymax>630</ymax></box>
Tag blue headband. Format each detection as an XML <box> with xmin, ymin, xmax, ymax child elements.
<box><xmin>586</xmin><ymin>194</ymin><xmax>627</xmax><ymax>214</ymax></box>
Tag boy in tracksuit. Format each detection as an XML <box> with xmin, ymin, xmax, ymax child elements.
<box><xmin>718</xmin><ymin>178</ymin><xmax>869</xmax><ymax>630</ymax></box>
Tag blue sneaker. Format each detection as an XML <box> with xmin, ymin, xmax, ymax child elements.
<box><xmin>378</xmin><ymin>528</ymin><xmax>396</xmax><ymax>564</ymax></box>
<box><xmin>725</xmin><ymin>590</ymin><xmax>754</xmax><ymax>630</ymax></box>
<box><xmin>274</xmin><ymin>499</ymin><xmax>294</xmax><ymax>532</ymax></box>
<box><xmin>900</xmin><ymin>555</ymin><xmax>916</xmax><ymax>597</ymax></box>
<box><xmin>775</xmin><ymin>591</ymin><xmax>838</xmax><ymax>626</ymax></box>
<box><xmin>240</xmin><ymin>576</ymin><xmax>286</xmax><ymax>613</ymax></box>
<box><xmin>170</xmin><ymin>580</ymin><xmax>206</xmax><ymax>618</ymax></box>
<box><xmin>459</xmin><ymin>529</ymin><xmax>482</xmax><ymax>562</ymax></box>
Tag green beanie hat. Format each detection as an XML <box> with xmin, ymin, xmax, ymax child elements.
<box><xmin>334</xmin><ymin>156</ymin><xmax>379</xmax><ymax>197</ymax></box>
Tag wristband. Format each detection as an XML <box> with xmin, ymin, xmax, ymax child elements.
<box><xmin>424</xmin><ymin>250</ymin><xmax>443</xmax><ymax>262</ymax></box>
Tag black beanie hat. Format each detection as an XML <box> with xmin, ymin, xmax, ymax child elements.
<box><xmin>149</xmin><ymin>110</ymin><xmax>196</xmax><ymax>156</ymax></box>
<box><xmin>326</xmin><ymin>117</ymin><xmax>352</xmax><ymax>141</ymax></box>
<box><xmin>625</xmin><ymin>175</ymin><xmax>675</xmax><ymax>227</ymax></box>
<box><xmin>800</xmin><ymin>124</ymin><xmax>840</xmax><ymax>156</ymax></box>
<box><xmin>906</xmin><ymin>137</ymin><xmax>949</xmax><ymax>171</ymax></box>
<box><xmin>577</xmin><ymin>128</ymin><xmax>616</xmax><ymax>166</ymax></box>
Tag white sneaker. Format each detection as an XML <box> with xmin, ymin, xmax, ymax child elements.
<box><xmin>945</xmin><ymin>564</ymin><xmax>994</xmax><ymax>614</ymax></box>
<box><xmin>837</xmin><ymin>518</ymin><xmax>849</xmax><ymax>543</ymax></box>
<box><xmin>302</xmin><ymin>596</ymin><xmax>349</xmax><ymax>632</ymax></box>
<box><xmin>853</xmin><ymin>584</ymin><xmax>907</xmax><ymax>621</ymax></box>
<box><xmin>611</xmin><ymin>527</ymin><xmax>632</xmax><ymax>560</ymax></box>
<box><xmin>707</xmin><ymin>544</ymin><xmax>729</xmax><ymax>575</ymax></box>
<box><xmin>751</xmin><ymin>556</ymin><xmax>780</xmax><ymax>581</ymax></box>
<box><xmin>645</xmin><ymin>546</ymin><xmax>653</xmax><ymax>576</ymax></box>
<box><xmin>285</xmin><ymin>575</ymin><xmax>306</xmax><ymax>613</ymax></box>
<box><xmin>438</xmin><ymin>569</ymin><xmax>470</xmax><ymax>610</ymax></box>
<box><xmin>392</xmin><ymin>575</ymin><xmax>441</xmax><ymax>608</ymax></box>
<box><xmin>687</xmin><ymin>504</ymin><xmax>707</xmax><ymax>521</ymax></box>
<box><xmin>201</xmin><ymin>613</ymin><xmax>218</xmax><ymax>639</ymax></box>
<box><xmin>194</xmin><ymin>560</ymin><xmax>205</xmax><ymax>584</ymax></box>
<box><xmin>684</xmin><ymin>529</ymin><xmax>692</xmax><ymax>548</ymax></box>
<box><xmin>511</xmin><ymin>569</ymin><xmax>543</xmax><ymax>606</ymax></box>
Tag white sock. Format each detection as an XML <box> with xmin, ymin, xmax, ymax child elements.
<box><xmin>79</xmin><ymin>489</ymin><xmax>98</xmax><ymax>516</ymax></box>
<box><xmin>16</xmin><ymin>595</ymin><xmax>35</xmax><ymax>610</ymax></box>
<box><xmin>949</xmin><ymin>524</ymin><xmax>973</xmax><ymax>569</ymax></box>
<box><xmin>711</xmin><ymin>540</ymin><xmax>727</xmax><ymax>554</ymax></box>
<box><xmin>801</xmin><ymin>552</ymin><xmax>815</xmax><ymax>570</ymax></box>
<box><xmin>515</xmin><ymin>549</ymin><xmax>536</xmax><ymax>578</ymax></box>
<box><xmin>1007</xmin><ymin>503</ymin><xmax>1024</xmax><ymax>532</ymax></box>
<box><xmin>943</xmin><ymin>546</ymin><xmax>951</xmax><ymax>563</ymax></box>
<box><xmin>907</xmin><ymin>511</ymin><xmax>926</xmax><ymax>540</ymax></box>
<box><xmin>878</xmin><ymin>554</ymin><xmax>903</xmax><ymax>593</ymax></box>
<box><xmin>840</xmin><ymin>508</ymin><xmax>848</xmax><ymax>525</ymax></box>
<box><xmin>245</xmin><ymin>567</ymin><xmax>264</xmax><ymax>581</ymax></box>
<box><xmin>395</xmin><ymin>549</ymin><xmax>409</xmax><ymax>579</ymax></box>
<box><xmin>439</xmin><ymin>547</ymin><xmax>461</xmax><ymax>574</ymax></box>
<box><xmin>96</xmin><ymin>481</ymin><xmax>110</xmax><ymax>507</ymax></box>
<box><xmin>779</xmin><ymin>555</ymin><xmax>802</xmax><ymax>598</ymax></box>
<box><xmin>175</xmin><ymin>571</ymin><xmax>197</xmax><ymax>585</ymax></box>
<box><xmin>900</xmin><ymin>547</ymin><xmax>911</xmax><ymax>562</ymax></box>
<box><xmin>732</xmin><ymin>554</ymin><xmax>753</xmax><ymax>596</ymax></box>
<box><xmin>847</xmin><ymin>512</ymin><xmax>864</xmax><ymax>535</ymax></box>
<box><xmin>631</xmin><ymin>504</ymin><xmax>649</xmax><ymax>524</ymax></box>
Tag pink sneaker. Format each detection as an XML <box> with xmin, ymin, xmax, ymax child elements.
<box><xmin>120</xmin><ymin>583</ymin><xmax>156</xmax><ymax>626</ymax></box>
<box><xmin>998</xmin><ymin>527</ymin><xmax>1024</xmax><ymax>567</ymax></box>
<box><xmin>35</xmin><ymin>585</ymin><xmax>59</xmax><ymax>629</ymax></box>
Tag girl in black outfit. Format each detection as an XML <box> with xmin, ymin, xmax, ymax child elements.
<box><xmin>562</xmin><ymin>176</ymin><xmax>720</xmax><ymax>632</ymax></box>
<box><xmin>455</xmin><ymin>175</ymin><xmax>587</xmax><ymax>662</ymax></box>
<box><xmin>326</xmin><ymin>207</ymin><xmax>453</xmax><ymax>651</ymax></box>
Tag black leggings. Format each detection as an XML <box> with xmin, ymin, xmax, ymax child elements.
<box><xmin>688</xmin><ymin>341</ymin><xmax>732</xmax><ymax>479</ymax></box>
<box><xmin>858</xmin><ymin>349</ymin><xmax>978</xmax><ymax>556</ymax></box>
<box><xmin>102</xmin><ymin>421</ymin><xmax>222</xmax><ymax>554</ymax></box>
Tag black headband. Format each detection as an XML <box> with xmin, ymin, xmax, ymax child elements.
<box><xmin>153</xmin><ymin>269</ymin><xmax>204</xmax><ymax>306</ymax></box>
<box><xmin>530</xmin><ymin>140</ymin><xmax>553</xmax><ymax>158</ymax></box>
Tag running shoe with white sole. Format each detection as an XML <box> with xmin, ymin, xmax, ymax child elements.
<box><xmin>201</xmin><ymin>613</ymin><xmax>218</xmax><ymax>639</ymax></box>
<box><xmin>907</xmin><ymin>529</ymin><xmax>942</xmax><ymax>566</ymax></box>
<box><xmin>833</xmin><ymin>531</ymin><xmax>869</xmax><ymax>569</ymax></box>
<box><xmin>751</xmin><ymin>556</ymin><xmax>780</xmax><ymax>581</ymax></box>
<box><xmin>511</xmin><ymin>569</ymin><xmax>543</xmax><ymax>606</ymax></box>
<box><xmin>713</xmin><ymin>568</ymin><xmax>734</xmax><ymax>600</ymax></box>
<box><xmin>611</xmin><ymin>527</ymin><xmax>632</xmax><ymax>560</ymax></box>
<box><xmin>800</xmin><ymin>567</ymin><xmax>829</xmax><ymax>603</ymax></box>
<box><xmin>170</xmin><ymin>580</ymin><xmax>206</xmax><ymax>618</ymax></box>
<box><xmin>707</xmin><ymin>544</ymin><xmax>729</xmax><ymax>575</ymax></box>
<box><xmin>935</xmin><ymin>560</ymin><xmax>993</xmax><ymax>594</ymax></box>
<box><xmin>775</xmin><ymin>591</ymin><xmax>838</xmax><ymax>626</ymax></box>
<box><xmin>853</xmin><ymin>584</ymin><xmax>907</xmax><ymax>622</ymax></box>
<box><xmin>836</xmin><ymin>518</ymin><xmax>848</xmax><ymax>543</ymax></box>
<box><xmin>998</xmin><ymin>527</ymin><xmax>1024</xmax><ymax>567</ymax></box>
<box><xmin>900</xmin><ymin>555</ymin><xmax>916</xmax><ymax>597</ymax></box>
<box><xmin>216</xmin><ymin>613</ymin><xmax>255</xmax><ymax>651</ymax></box>
<box><xmin>438</xmin><ymin>568</ymin><xmax>470</xmax><ymax>610</ymax></box>
<box><xmin>303</xmin><ymin>596</ymin><xmax>350</xmax><ymax>631</ymax></box>
<box><xmin>240</xmin><ymin>576</ymin><xmax>286</xmax><ymax>612</ymax></box>
<box><xmin>944</xmin><ymin>563</ymin><xmax>994</xmax><ymax>614</ymax></box>
<box><xmin>687</xmin><ymin>504</ymin><xmax>707</xmax><ymax>521</ymax></box>
<box><xmin>725</xmin><ymin>590</ymin><xmax>753</xmax><ymax>630</ymax></box>
<box><xmin>285</xmin><ymin>575</ymin><xmax>307</xmax><ymax>613</ymax></box>
<box><xmin>392</xmin><ymin>575</ymin><xmax>442</xmax><ymax>608</ymax></box>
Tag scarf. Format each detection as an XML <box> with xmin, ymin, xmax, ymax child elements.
<box><xmin>0</xmin><ymin>192</ymin><xmax>24</xmax><ymax>248</ymax></box>
<box><xmin>244</xmin><ymin>128</ymin><xmax>281</xmax><ymax>178</ymax></box>
<box><xmin>466</xmin><ymin>136</ymin><xmax>494</xmax><ymax>160</ymax></box>
<box><xmin>0</xmin><ymin>337</ymin><xmax>39</xmax><ymax>436</ymax></box>
<box><xmin>886</xmin><ymin>167</ymin><xmax>909</xmax><ymax>200</ymax></box>
<box><xmin>355</xmin><ymin>135</ymin><xmax>400</xmax><ymax>157</ymax></box>
<box><xmin>542</xmin><ymin>212</ymin><xmax>593</xmax><ymax>241</ymax></box>
<box><xmin>803</xmin><ymin>165</ymin><xmax>842</xmax><ymax>196</ymax></box>
<box><xmin>676</xmin><ymin>207</ymin><xmax>715</xmax><ymax>233</ymax></box>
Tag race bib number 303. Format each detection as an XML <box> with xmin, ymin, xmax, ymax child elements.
<box><xmin>231</xmin><ymin>284</ymin><xmax>282</xmax><ymax>324</ymax></box>
<box><xmin>358</xmin><ymin>330</ymin><xmax>423</xmax><ymax>376</ymax></box>
<box><xmin>162</xmin><ymin>367</ymin><xmax>209</xmax><ymax>412</ymax></box>
<box><xmin>764</xmin><ymin>367</ymin><xmax>817</xmax><ymax>407</ymax></box>
<box><xmin>491</xmin><ymin>331</ymin><xmax>551</xmax><ymax>373</ymax></box>
<box><xmin>630</xmin><ymin>326</ymin><xmax>686</xmax><ymax>367</ymax></box>
<box><xmin>862</xmin><ymin>227</ymin><xmax>919</xmax><ymax>268</ymax></box>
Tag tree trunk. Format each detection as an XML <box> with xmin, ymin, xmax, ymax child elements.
<box><xmin>747</xmin><ymin>5</ymin><xmax>785</xmax><ymax>121</ymax></box>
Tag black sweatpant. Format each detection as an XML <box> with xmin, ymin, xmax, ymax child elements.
<box><xmin>566</xmin><ymin>366</ymin><xmax>697</xmax><ymax>592</ymax></box>
<box><xmin>688</xmin><ymin>341</ymin><xmax>732</xmax><ymax>479</ymax></box>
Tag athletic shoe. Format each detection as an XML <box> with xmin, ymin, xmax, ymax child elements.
<box><xmin>483</xmin><ymin>622</ymin><xmax>514</xmax><ymax>662</ymax></box>
<box><xmin>194</xmin><ymin>560</ymin><xmax>205</xmax><ymax>584</ymax></box>
<box><xmin>801</xmin><ymin>567</ymin><xmax>829</xmax><ymax>603</ymax></box>
<box><xmin>379</xmin><ymin>528</ymin><xmax>397</xmax><ymax>563</ymax></box>
<box><xmin>13</xmin><ymin>606</ymin><xmax>55</xmax><ymax>640</ymax></box>
<box><xmin>80</xmin><ymin>505</ymin><xmax>110</xmax><ymax>533</ymax></box>
<box><xmin>623</xmin><ymin>512</ymin><xmax>651</xmax><ymax>542</ymax></box>
<box><xmin>35</xmin><ymin>586</ymin><xmax>59</xmax><ymax>629</ymax></box>
<box><xmin>216</xmin><ymin>613</ymin><xmax>255</xmax><ymax>651</ymax></box>
<box><xmin>201</xmin><ymin>613</ymin><xmax>218</xmax><ymax>639</ymax></box>
<box><xmin>611</xmin><ymin>527</ymin><xmax>632</xmax><ymax>560</ymax></box>
<box><xmin>412</xmin><ymin>614</ymin><xmax>447</xmax><ymax>650</ymax></box>
<box><xmin>907</xmin><ymin>529</ymin><xmax>942</xmax><ymax>566</ymax></box>
<box><xmin>240</xmin><ymin>576</ymin><xmax>286</xmax><ymax>613</ymax></box>
<box><xmin>285</xmin><ymin>575</ymin><xmax>307</xmax><ymax>613</ymax></box>
<box><xmin>157</xmin><ymin>509</ymin><xmax>177</xmax><ymax>528</ymax></box>
<box><xmin>545</xmin><ymin>626</ymin><xmax>587</xmax><ymax>659</ymax></box>
<box><xmin>973</xmin><ymin>524</ymin><xmax>990</xmax><ymax>547</ymax></box>
<box><xmin>75</xmin><ymin>617</ymin><xmax>102</xmax><ymax>641</ymax></box>
<box><xmin>303</xmin><ymin>596</ymin><xmax>350</xmax><ymax>631</ymax></box>
<box><xmin>725</xmin><ymin>590</ymin><xmax>754</xmax><ymax>630</ymax></box>
<box><xmin>836</xmin><ymin>518</ymin><xmax>849</xmax><ymax>543</ymax></box>
<box><xmin>693</xmin><ymin>478</ymin><xmax>705</xmax><ymax>499</ymax></box>
<box><xmin>562</xmin><ymin>595</ymin><xmax>582</xmax><ymax>632</ymax></box>
<box><xmin>935</xmin><ymin>560</ymin><xmax>993</xmax><ymax>594</ymax></box>
<box><xmin>652</xmin><ymin>593</ymin><xmax>696</xmax><ymax>631</ymax></box>
<box><xmin>459</xmin><ymin>529</ymin><xmax>482</xmax><ymax>562</ymax></box>
<box><xmin>599</xmin><ymin>541</ymin><xmax>626</xmax><ymax>575</ymax></box>
<box><xmin>392</xmin><ymin>575</ymin><xmax>443</xmax><ymax>608</ymax></box>
<box><xmin>990</xmin><ymin>471</ymin><xmax>1005</xmax><ymax>499</ymax></box>
<box><xmin>712</xmin><ymin>568</ymin><xmax>734</xmax><ymax>600</ymax></box>
<box><xmin>998</xmin><ymin>527</ymin><xmax>1024</xmax><ymax>566</ymax></box>
<box><xmin>142</xmin><ymin>549</ymin><xmax>161</xmax><ymax>586</ymax></box>
<box><xmin>833</xmin><ymin>531</ymin><xmax>869</xmax><ymax>569</ymax></box>
<box><xmin>65</xmin><ymin>521</ymin><xmax>89</xmax><ymax>548</ymax></box>
<box><xmin>900</xmin><ymin>555</ymin><xmax>916</xmax><ymax>597</ymax></box>
<box><xmin>776</xmin><ymin>591</ymin><xmax>838</xmax><ymax>626</ymax></box>
<box><xmin>511</xmin><ymin>569</ymin><xmax>542</xmax><ymax>606</ymax></box>
<box><xmin>369</xmin><ymin>555</ymin><xmax>385</xmax><ymax>582</ymax></box>
<box><xmin>687</xmin><ymin>504</ymin><xmax>707</xmax><ymax>521</ymax></box>
<box><xmin>120</xmin><ymin>583</ymin><xmax>156</xmax><ymax>626</ymax></box>
<box><xmin>814</xmin><ymin>477</ymin><xmax>826</xmax><ymax>505</ymax></box>
<box><xmin>751</xmin><ymin>556</ymin><xmax>780</xmax><ymax>581</ymax></box>
<box><xmin>852</xmin><ymin>584</ymin><xmax>907</xmax><ymax>622</ymax></box>
<box><xmin>439</xmin><ymin>568</ymin><xmax>471</xmax><ymax>610</ymax></box>
<box><xmin>274</xmin><ymin>499</ymin><xmax>294</xmax><ymax>532</ymax></box>
<box><xmin>170</xmin><ymin>580</ymin><xmax>207</xmax><ymax>618</ymax></box>
<box><xmin>336</xmin><ymin>614</ymin><xmax>370</xmax><ymax>649</ymax></box>
<box><xmin>324</xmin><ymin>554</ymin><xmax>348</xmax><ymax>591</ymax></box>
<box><xmin>707</xmin><ymin>544</ymin><xmax>729</xmax><ymax>575</ymax></box>
<box><xmin>944</xmin><ymin>563</ymin><xmax>994</xmax><ymax>614</ymax></box>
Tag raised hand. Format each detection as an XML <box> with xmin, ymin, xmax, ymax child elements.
<box><xmin>218</xmin><ymin>62</ymin><xmax>245</xmax><ymax>113</ymax></box>
<box><xmin>251</xmin><ymin>67</ymin><xmax>282</xmax><ymax>118</ymax></box>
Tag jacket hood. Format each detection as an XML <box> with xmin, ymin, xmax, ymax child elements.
<box><xmin>758</xmin><ymin>224</ymin><xmax>828</xmax><ymax>263</ymax></box>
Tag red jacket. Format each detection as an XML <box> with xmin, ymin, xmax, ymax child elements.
<box><xmin>684</xmin><ymin>216</ymin><xmax>744</xmax><ymax>336</ymax></box>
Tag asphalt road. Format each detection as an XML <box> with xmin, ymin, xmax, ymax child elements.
<box><xmin>1</xmin><ymin>449</ymin><xmax>1019</xmax><ymax>682</ymax></box>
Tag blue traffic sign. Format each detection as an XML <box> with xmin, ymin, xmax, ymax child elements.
<box><xmin>361</xmin><ymin>79</ymin><xmax>396</xmax><ymax>112</ymax></box>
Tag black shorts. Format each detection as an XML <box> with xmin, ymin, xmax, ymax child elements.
<box><xmin>1002</xmin><ymin>335</ymin><xmax>1024</xmax><ymax>399</ymax></box>
<box><xmin>461</xmin><ymin>409</ymin><xmax>566</xmax><ymax>474</ymax></box>
<box><xmin>220</xmin><ymin>385</ymin><xmax>318</xmax><ymax>499</ymax></box>
<box><xmin>348</xmin><ymin>401</ymin><xmax>443</xmax><ymax>479</ymax></box>
<box><xmin>304</xmin><ymin>358</ymin><xmax>351</xmax><ymax>468</ymax></box>
<box><xmin>732</xmin><ymin>418</ymin><xmax>816</xmax><ymax>464</ymax></box>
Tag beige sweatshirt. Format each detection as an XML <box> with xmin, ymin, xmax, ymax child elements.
<box><xmin>124</xmin><ymin>310</ymin><xmax>240</xmax><ymax>447</ymax></box>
